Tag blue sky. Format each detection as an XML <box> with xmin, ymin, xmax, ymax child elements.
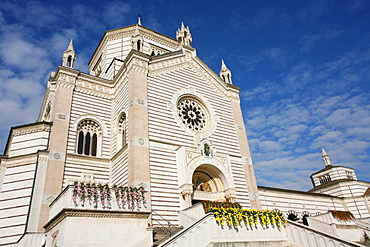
<box><xmin>0</xmin><ymin>0</ymin><xmax>369</xmax><ymax>191</ymax></box>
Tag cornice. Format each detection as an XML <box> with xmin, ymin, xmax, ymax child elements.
<box><xmin>55</xmin><ymin>67</ymin><xmax>114</xmax><ymax>99</ymax></box>
<box><xmin>44</xmin><ymin>208</ymin><xmax>150</xmax><ymax>232</ymax></box>
<box><xmin>191</xmin><ymin>57</ymin><xmax>240</xmax><ymax>103</ymax></box>
<box><xmin>148</xmin><ymin>51</ymin><xmax>190</xmax><ymax>77</ymax></box>
<box><xmin>309</xmin><ymin>179</ymin><xmax>370</xmax><ymax>193</ymax></box>
<box><xmin>66</xmin><ymin>153</ymin><xmax>110</xmax><ymax>165</ymax></box>
<box><xmin>147</xmin><ymin>51</ymin><xmax>240</xmax><ymax>102</ymax></box>
<box><xmin>1</xmin><ymin>153</ymin><xmax>39</xmax><ymax>168</ymax></box>
<box><xmin>12</xmin><ymin>123</ymin><xmax>51</xmax><ymax>137</ymax></box>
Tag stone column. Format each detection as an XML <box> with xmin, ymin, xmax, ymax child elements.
<box><xmin>127</xmin><ymin>53</ymin><xmax>151</xmax><ymax>210</ymax></box>
<box><xmin>37</xmin><ymin>74</ymin><xmax>76</xmax><ymax>231</ymax></box>
<box><xmin>230</xmin><ymin>100</ymin><xmax>261</xmax><ymax>209</ymax></box>
<box><xmin>180</xmin><ymin>183</ymin><xmax>194</xmax><ymax>208</ymax></box>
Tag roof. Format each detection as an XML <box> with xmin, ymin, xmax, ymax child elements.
<box><xmin>258</xmin><ymin>185</ymin><xmax>340</xmax><ymax>198</ymax></box>
<box><xmin>88</xmin><ymin>24</ymin><xmax>179</xmax><ymax>67</ymax></box>
<box><xmin>310</xmin><ymin>165</ymin><xmax>354</xmax><ymax>177</ymax></box>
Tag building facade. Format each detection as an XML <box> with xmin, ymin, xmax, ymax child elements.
<box><xmin>0</xmin><ymin>21</ymin><xmax>369</xmax><ymax>246</ymax></box>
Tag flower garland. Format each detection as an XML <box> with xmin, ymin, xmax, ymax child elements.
<box><xmin>112</xmin><ymin>185</ymin><xmax>147</xmax><ymax>210</ymax></box>
<box><xmin>202</xmin><ymin>201</ymin><xmax>285</xmax><ymax>230</ymax></box>
<box><xmin>72</xmin><ymin>182</ymin><xmax>146</xmax><ymax>210</ymax></box>
<box><xmin>329</xmin><ymin>210</ymin><xmax>356</xmax><ymax>222</ymax></box>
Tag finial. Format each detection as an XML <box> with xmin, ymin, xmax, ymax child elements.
<box><xmin>67</xmin><ymin>39</ymin><xmax>74</xmax><ymax>51</ymax></box>
<box><xmin>221</xmin><ymin>59</ymin><xmax>227</xmax><ymax>70</ymax></box>
<box><xmin>138</xmin><ymin>14</ymin><xmax>142</xmax><ymax>26</ymax></box>
<box><xmin>322</xmin><ymin>147</ymin><xmax>332</xmax><ymax>167</ymax></box>
<box><xmin>181</xmin><ymin>22</ymin><xmax>185</xmax><ymax>29</ymax></box>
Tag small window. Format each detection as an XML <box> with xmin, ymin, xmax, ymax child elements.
<box><xmin>346</xmin><ymin>171</ymin><xmax>353</xmax><ymax>180</ymax></box>
<box><xmin>117</xmin><ymin>113</ymin><xmax>127</xmax><ymax>150</ymax></box>
<box><xmin>67</xmin><ymin>55</ymin><xmax>72</xmax><ymax>67</ymax></box>
<box><xmin>319</xmin><ymin>174</ymin><xmax>332</xmax><ymax>185</ymax></box>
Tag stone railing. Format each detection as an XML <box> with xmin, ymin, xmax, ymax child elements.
<box><xmin>49</xmin><ymin>183</ymin><xmax>148</xmax><ymax>220</ymax></box>
<box><xmin>307</xmin><ymin>211</ymin><xmax>363</xmax><ymax>242</ymax></box>
<box><xmin>178</xmin><ymin>203</ymin><xmax>206</xmax><ymax>227</ymax></box>
<box><xmin>286</xmin><ymin>220</ymin><xmax>364</xmax><ymax>247</ymax></box>
<box><xmin>160</xmin><ymin>213</ymin><xmax>289</xmax><ymax>247</ymax></box>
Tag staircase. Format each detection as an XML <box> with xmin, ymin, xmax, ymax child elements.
<box><xmin>156</xmin><ymin>203</ymin><xmax>366</xmax><ymax>247</ymax></box>
<box><xmin>153</xmin><ymin>227</ymin><xmax>183</xmax><ymax>246</ymax></box>
<box><xmin>151</xmin><ymin>211</ymin><xmax>183</xmax><ymax>247</ymax></box>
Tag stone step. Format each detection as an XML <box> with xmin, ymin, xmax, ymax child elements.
<box><xmin>152</xmin><ymin>226</ymin><xmax>183</xmax><ymax>246</ymax></box>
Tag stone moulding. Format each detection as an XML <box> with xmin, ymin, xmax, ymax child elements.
<box><xmin>12</xmin><ymin>123</ymin><xmax>51</xmax><ymax>137</ymax></box>
<box><xmin>44</xmin><ymin>208</ymin><xmax>151</xmax><ymax>232</ymax></box>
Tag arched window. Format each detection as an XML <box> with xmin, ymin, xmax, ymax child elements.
<box><xmin>117</xmin><ymin>112</ymin><xmax>127</xmax><ymax>150</ymax></box>
<box><xmin>287</xmin><ymin>211</ymin><xmax>298</xmax><ymax>221</ymax></box>
<box><xmin>76</xmin><ymin>119</ymin><xmax>101</xmax><ymax>156</ymax></box>
<box><xmin>137</xmin><ymin>40</ymin><xmax>141</xmax><ymax>52</ymax></box>
<box><xmin>302</xmin><ymin>211</ymin><xmax>310</xmax><ymax>226</ymax></box>
<box><xmin>67</xmin><ymin>55</ymin><xmax>72</xmax><ymax>67</ymax></box>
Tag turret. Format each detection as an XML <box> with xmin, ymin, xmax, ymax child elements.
<box><xmin>176</xmin><ymin>22</ymin><xmax>192</xmax><ymax>47</ymax></box>
<box><xmin>310</xmin><ymin>148</ymin><xmax>357</xmax><ymax>187</ymax></box>
<box><xmin>62</xmin><ymin>40</ymin><xmax>76</xmax><ymax>68</ymax></box>
<box><xmin>219</xmin><ymin>59</ymin><xmax>232</xmax><ymax>84</ymax></box>
<box><xmin>131</xmin><ymin>25</ymin><xmax>143</xmax><ymax>52</ymax></box>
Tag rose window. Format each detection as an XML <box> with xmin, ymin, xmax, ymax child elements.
<box><xmin>178</xmin><ymin>98</ymin><xmax>207</xmax><ymax>131</ymax></box>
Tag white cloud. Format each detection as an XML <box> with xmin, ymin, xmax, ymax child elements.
<box><xmin>244</xmin><ymin>48</ymin><xmax>370</xmax><ymax>190</ymax></box>
<box><xmin>0</xmin><ymin>36</ymin><xmax>51</xmax><ymax>70</ymax></box>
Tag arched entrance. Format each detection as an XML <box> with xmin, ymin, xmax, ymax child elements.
<box><xmin>191</xmin><ymin>164</ymin><xmax>233</xmax><ymax>205</ymax></box>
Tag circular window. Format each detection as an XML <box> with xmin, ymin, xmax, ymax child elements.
<box><xmin>177</xmin><ymin>97</ymin><xmax>208</xmax><ymax>132</ymax></box>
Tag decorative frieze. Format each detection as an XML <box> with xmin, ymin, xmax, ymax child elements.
<box><xmin>12</xmin><ymin>124</ymin><xmax>51</xmax><ymax>137</ymax></box>
<box><xmin>1</xmin><ymin>156</ymin><xmax>37</xmax><ymax>168</ymax></box>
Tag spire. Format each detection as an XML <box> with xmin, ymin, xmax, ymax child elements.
<box><xmin>67</xmin><ymin>39</ymin><xmax>74</xmax><ymax>52</ymax></box>
<box><xmin>62</xmin><ymin>39</ymin><xmax>76</xmax><ymax>68</ymax></box>
<box><xmin>221</xmin><ymin>59</ymin><xmax>227</xmax><ymax>70</ymax></box>
<box><xmin>219</xmin><ymin>59</ymin><xmax>232</xmax><ymax>84</ymax></box>
<box><xmin>322</xmin><ymin>147</ymin><xmax>332</xmax><ymax>167</ymax></box>
<box><xmin>138</xmin><ymin>14</ymin><xmax>142</xmax><ymax>26</ymax></box>
<box><xmin>176</xmin><ymin>22</ymin><xmax>192</xmax><ymax>47</ymax></box>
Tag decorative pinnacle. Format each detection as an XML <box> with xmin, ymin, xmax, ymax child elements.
<box><xmin>67</xmin><ymin>39</ymin><xmax>74</xmax><ymax>51</ymax></box>
<box><xmin>138</xmin><ymin>14</ymin><xmax>142</xmax><ymax>26</ymax></box>
<box><xmin>221</xmin><ymin>59</ymin><xmax>227</xmax><ymax>70</ymax></box>
<box><xmin>322</xmin><ymin>147</ymin><xmax>332</xmax><ymax>167</ymax></box>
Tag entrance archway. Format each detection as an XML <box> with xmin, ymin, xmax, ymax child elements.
<box><xmin>191</xmin><ymin>164</ymin><xmax>230</xmax><ymax>205</ymax></box>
